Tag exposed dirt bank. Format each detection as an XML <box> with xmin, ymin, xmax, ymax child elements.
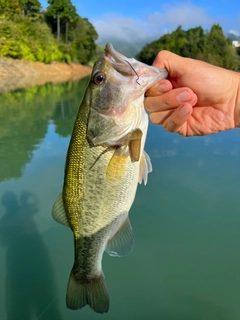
<box><xmin>0</xmin><ymin>56</ymin><xmax>92</xmax><ymax>94</ymax></box>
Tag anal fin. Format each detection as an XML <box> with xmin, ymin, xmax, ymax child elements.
<box><xmin>106</xmin><ymin>217</ymin><xmax>134</xmax><ymax>257</ymax></box>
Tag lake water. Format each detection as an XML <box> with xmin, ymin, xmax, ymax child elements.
<box><xmin>0</xmin><ymin>78</ymin><xmax>240</xmax><ymax>320</ymax></box>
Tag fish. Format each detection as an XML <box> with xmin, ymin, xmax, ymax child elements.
<box><xmin>52</xmin><ymin>43</ymin><xmax>168</xmax><ymax>313</ymax></box>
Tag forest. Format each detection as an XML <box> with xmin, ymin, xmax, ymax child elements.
<box><xmin>0</xmin><ymin>0</ymin><xmax>98</xmax><ymax>64</ymax></box>
<box><xmin>0</xmin><ymin>2</ymin><xmax>239</xmax><ymax>69</ymax></box>
<box><xmin>136</xmin><ymin>25</ymin><xmax>240</xmax><ymax>70</ymax></box>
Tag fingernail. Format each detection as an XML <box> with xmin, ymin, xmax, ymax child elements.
<box><xmin>177</xmin><ymin>91</ymin><xmax>191</xmax><ymax>103</ymax></box>
<box><xmin>157</xmin><ymin>83</ymin><xmax>170</xmax><ymax>94</ymax></box>
<box><xmin>179</xmin><ymin>105</ymin><xmax>190</xmax><ymax>116</ymax></box>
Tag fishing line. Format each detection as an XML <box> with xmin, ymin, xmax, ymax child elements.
<box><xmin>89</xmin><ymin>147</ymin><xmax>114</xmax><ymax>170</ymax></box>
<box><xmin>36</xmin><ymin>294</ymin><xmax>59</xmax><ymax>319</ymax></box>
<box><xmin>125</xmin><ymin>60</ymin><xmax>140</xmax><ymax>85</ymax></box>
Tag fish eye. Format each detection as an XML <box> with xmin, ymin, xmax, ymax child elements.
<box><xmin>93</xmin><ymin>72</ymin><xmax>105</xmax><ymax>85</ymax></box>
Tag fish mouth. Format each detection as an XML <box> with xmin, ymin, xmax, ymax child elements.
<box><xmin>104</xmin><ymin>43</ymin><xmax>136</xmax><ymax>77</ymax></box>
<box><xmin>104</xmin><ymin>43</ymin><xmax>126</xmax><ymax>64</ymax></box>
<box><xmin>104</xmin><ymin>43</ymin><xmax>168</xmax><ymax>81</ymax></box>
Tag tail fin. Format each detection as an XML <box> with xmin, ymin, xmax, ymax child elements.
<box><xmin>66</xmin><ymin>271</ymin><xmax>109</xmax><ymax>313</ymax></box>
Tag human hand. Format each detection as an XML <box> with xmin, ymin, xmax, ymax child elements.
<box><xmin>145</xmin><ymin>50</ymin><xmax>240</xmax><ymax>136</ymax></box>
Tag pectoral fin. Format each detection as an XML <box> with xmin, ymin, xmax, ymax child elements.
<box><xmin>106</xmin><ymin>151</ymin><xmax>128</xmax><ymax>181</ymax></box>
<box><xmin>106</xmin><ymin>128</ymin><xmax>143</xmax><ymax>180</ymax></box>
<box><xmin>138</xmin><ymin>151</ymin><xmax>152</xmax><ymax>185</ymax></box>
<box><xmin>106</xmin><ymin>217</ymin><xmax>134</xmax><ymax>257</ymax></box>
<box><xmin>52</xmin><ymin>193</ymin><xmax>70</xmax><ymax>227</ymax></box>
<box><xmin>128</xmin><ymin>128</ymin><xmax>143</xmax><ymax>162</ymax></box>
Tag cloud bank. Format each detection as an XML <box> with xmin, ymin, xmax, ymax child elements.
<box><xmin>93</xmin><ymin>2</ymin><xmax>237</xmax><ymax>43</ymax></box>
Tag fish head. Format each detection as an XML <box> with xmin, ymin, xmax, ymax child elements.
<box><xmin>87</xmin><ymin>43</ymin><xmax>168</xmax><ymax>146</ymax></box>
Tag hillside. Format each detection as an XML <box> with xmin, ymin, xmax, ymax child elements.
<box><xmin>0</xmin><ymin>1</ymin><xmax>97</xmax><ymax>64</ymax></box>
<box><xmin>136</xmin><ymin>25</ymin><xmax>240</xmax><ymax>70</ymax></box>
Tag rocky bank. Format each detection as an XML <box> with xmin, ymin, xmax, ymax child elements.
<box><xmin>0</xmin><ymin>56</ymin><xmax>92</xmax><ymax>94</ymax></box>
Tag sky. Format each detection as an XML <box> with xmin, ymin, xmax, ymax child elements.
<box><xmin>40</xmin><ymin>0</ymin><xmax>240</xmax><ymax>43</ymax></box>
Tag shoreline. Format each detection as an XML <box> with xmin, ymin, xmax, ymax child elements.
<box><xmin>0</xmin><ymin>56</ymin><xmax>92</xmax><ymax>94</ymax></box>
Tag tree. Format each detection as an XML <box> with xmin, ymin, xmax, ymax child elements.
<box><xmin>0</xmin><ymin>0</ymin><xmax>98</xmax><ymax>64</ymax></box>
<box><xmin>62</xmin><ymin>2</ymin><xmax>77</xmax><ymax>44</ymax></box>
<box><xmin>68</xmin><ymin>17</ymin><xmax>98</xmax><ymax>63</ymax></box>
<box><xmin>20</xmin><ymin>0</ymin><xmax>41</xmax><ymax>19</ymax></box>
<box><xmin>0</xmin><ymin>0</ymin><xmax>22</xmax><ymax>16</ymax></box>
<box><xmin>46</xmin><ymin>0</ymin><xmax>76</xmax><ymax>42</ymax></box>
<box><xmin>136</xmin><ymin>24</ymin><xmax>240</xmax><ymax>70</ymax></box>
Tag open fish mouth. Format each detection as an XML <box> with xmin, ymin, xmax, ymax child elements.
<box><xmin>104</xmin><ymin>43</ymin><xmax>127</xmax><ymax>64</ymax></box>
<box><xmin>104</xmin><ymin>43</ymin><xmax>139</xmax><ymax>78</ymax></box>
<box><xmin>104</xmin><ymin>43</ymin><xmax>168</xmax><ymax>82</ymax></box>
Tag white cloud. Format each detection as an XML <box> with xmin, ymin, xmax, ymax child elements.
<box><xmin>146</xmin><ymin>3</ymin><xmax>213</xmax><ymax>34</ymax></box>
<box><xmin>93</xmin><ymin>14</ymin><xmax>148</xmax><ymax>43</ymax></box>
<box><xmin>93</xmin><ymin>2</ymin><xmax>215</xmax><ymax>43</ymax></box>
<box><xmin>228</xmin><ymin>29</ymin><xmax>240</xmax><ymax>36</ymax></box>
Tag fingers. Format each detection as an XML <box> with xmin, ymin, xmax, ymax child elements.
<box><xmin>145</xmin><ymin>86</ymin><xmax>197</xmax><ymax>134</ymax></box>
<box><xmin>150</xmin><ymin>103</ymin><xmax>193</xmax><ymax>133</ymax></box>
<box><xmin>145</xmin><ymin>50</ymin><xmax>198</xmax><ymax>134</ymax></box>
<box><xmin>145</xmin><ymin>87</ymin><xmax>197</xmax><ymax>113</ymax></box>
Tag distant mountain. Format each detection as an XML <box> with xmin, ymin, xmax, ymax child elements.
<box><xmin>98</xmin><ymin>31</ymin><xmax>240</xmax><ymax>58</ymax></box>
<box><xmin>226</xmin><ymin>31</ymin><xmax>240</xmax><ymax>41</ymax></box>
<box><xmin>97</xmin><ymin>37</ymin><xmax>156</xmax><ymax>58</ymax></box>
<box><xmin>98</xmin><ymin>30</ymin><xmax>240</xmax><ymax>58</ymax></box>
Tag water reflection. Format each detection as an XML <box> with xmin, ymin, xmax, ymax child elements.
<box><xmin>0</xmin><ymin>191</ymin><xmax>62</xmax><ymax>320</ymax></box>
<box><xmin>158</xmin><ymin>293</ymin><xmax>233</xmax><ymax>320</ymax></box>
<box><xmin>0</xmin><ymin>77</ymin><xmax>89</xmax><ymax>183</ymax></box>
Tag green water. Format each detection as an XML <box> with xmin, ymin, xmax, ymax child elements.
<box><xmin>0</xmin><ymin>79</ymin><xmax>240</xmax><ymax>320</ymax></box>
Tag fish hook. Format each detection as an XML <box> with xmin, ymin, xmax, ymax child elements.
<box><xmin>125</xmin><ymin>60</ymin><xmax>141</xmax><ymax>85</ymax></box>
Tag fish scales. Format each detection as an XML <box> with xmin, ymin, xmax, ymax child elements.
<box><xmin>52</xmin><ymin>43</ymin><xmax>168</xmax><ymax>313</ymax></box>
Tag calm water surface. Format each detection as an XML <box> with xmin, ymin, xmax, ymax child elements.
<box><xmin>0</xmin><ymin>79</ymin><xmax>240</xmax><ymax>320</ymax></box>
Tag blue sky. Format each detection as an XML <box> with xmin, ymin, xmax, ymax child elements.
<box><xmin>40</xmin><ymin>0</ymin><xmax>240</xmax><ymax>42</ymax></box>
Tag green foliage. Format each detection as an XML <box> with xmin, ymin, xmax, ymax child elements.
<box><xmin>0</xmin><ymin>0</ymin><xmax>22</xmax><ymax>17</ymax></box>
<box><xmin>136</xmin><ymin>25</ymin><xmax>240</xmax><ymax>70</ymax></box>
<box><xmin>0</xmin><ymin>0</ymin><xmax>98</xmax><ymax>64</ymax></box>
<box><xmin>20</xmin><ymin>0</ymin><xmax>41</xmax><ymax>19</ymax></box>
<box><xmin>46</xmin><ymin>0</ymin><xmax>77</xmax><ymax>42</ymax></box>
<box><xmin>67</xmin><ymin>17</ymin><xmax>98</xmax><ymax>64</ymax></box>
<box><xmin>0</xmin><ymin>15</ymin><xmax>64</xmax><ymax>62</ymax></box>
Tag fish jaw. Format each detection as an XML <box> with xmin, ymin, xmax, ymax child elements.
<box><xmin>87</xmin><ymin>43</ymin><xmax>168</xmax><ymax>147</ymax></box>
<box><xmin>104</xmin><ymin>42</ymin><xmax>168</xmax><ymax>93</ymax></box>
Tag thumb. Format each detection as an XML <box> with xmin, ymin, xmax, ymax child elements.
<box><xmin>152</xmin><ymin>50</ymin><xmax>189</xmax><ymax>78</ymax></box>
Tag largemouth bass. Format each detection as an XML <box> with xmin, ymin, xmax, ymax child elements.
<box><xmin>52</xmin><ymin>43</ymin><xmax>167</xmax><ymax>313</ymax></box>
